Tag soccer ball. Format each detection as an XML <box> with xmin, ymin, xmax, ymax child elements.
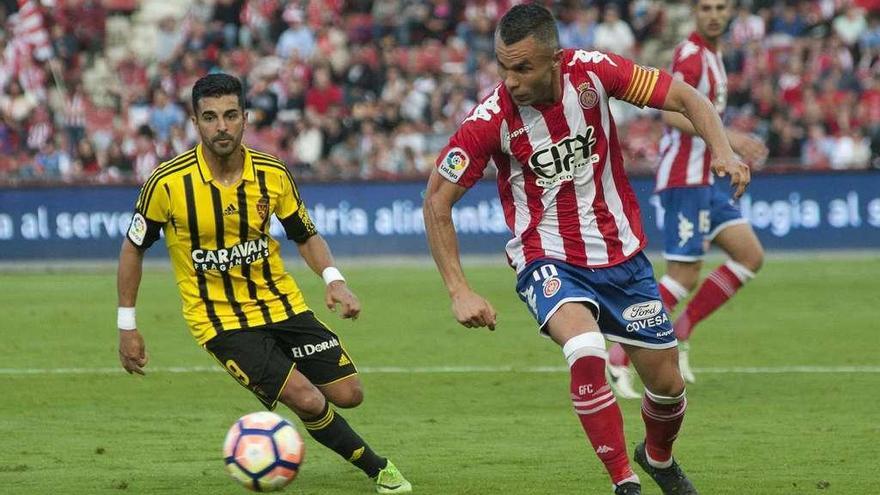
<box><xmin>223</xmin><ymin>411</ymin><xmax>305</xmax><ymax>492</ymax></box>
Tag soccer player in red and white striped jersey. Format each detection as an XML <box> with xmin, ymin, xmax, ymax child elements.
<box><xmin>424</xmin><ymin>4</ymin><xmax>749</xmax><ymax>495</ymax></box>
<box><xmin>608</xmin><ymin>0</ymin><xmax>768</xmax><ymax>388</ymax></box>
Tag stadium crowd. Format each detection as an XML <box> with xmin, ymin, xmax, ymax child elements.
<box><xmin>1</xmin><ymin>0</ymin><xmax>879</xmax><ymax>185</ymax></box>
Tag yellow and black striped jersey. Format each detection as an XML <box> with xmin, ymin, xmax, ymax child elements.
<box><xmin>126</xmin><ymin>144</ymin><xmax>318</xmax><ymax>345</ymax></box>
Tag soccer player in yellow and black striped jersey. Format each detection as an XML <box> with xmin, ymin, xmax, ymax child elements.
<box><xmin>116</xmin><ymin>73</ymin><xmax>411</xmax><ymax>494</ymax></box>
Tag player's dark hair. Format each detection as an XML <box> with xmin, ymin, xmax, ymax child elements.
<box><xmin>497</xmin><ymin>3</ymin><xmax>559</xmax><ymax>50</ymax></box>
<box><xmin>191</xmin><ymin>73</ymin><xmax>244</xmax><ymax>113</ymax></box>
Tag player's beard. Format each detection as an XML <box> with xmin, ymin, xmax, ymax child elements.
<box><xmin>206</xmin><ymin>132</ymin><xmax>241</xmax><ymax>158</ymax></box>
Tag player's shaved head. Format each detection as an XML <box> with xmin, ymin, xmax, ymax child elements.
<box><xmin>496</xmin><ymin>3</ymin><xmax>559</xmax><ymax>51</ymax></box>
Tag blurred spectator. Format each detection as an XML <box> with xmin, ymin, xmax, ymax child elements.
<box><xmin>247</xmin><ymin>77</ymin><xmax>280</xmax><ymax>128</ymax></box>
<box><xmin>61</xmin><ymin>83</ymin><xmax>88</xmax><ymax>155</ymax></box>
<box><xmin>831</xmin><ymin>128</ymin><xmax>871</xmax><ymax>168</ymax></box>
<box><xmin>770</xmin><ymin>4</ymin><xmax>807</xmax><ymax>39</ymax></box>
<box><xmin>559</xmin><ymin>7</ymin><xmax>599</xmax><ymax>49</ymax></box>
<box><xmin>276</xmin><ymin>7</ymin><xmax>315</xmax><ymax>60</ymax></box>
<box><xmin>802</xmin><ymin>124</ymin><xmax>835</xmax><ymax>168</ymax></box>
<box><xmin>730</xmin><ymin>4</ymin><xmax>766</xmax><ymax>46</ymax></box>
<box><xmin>594</xmin><ymin>5</ymin><xmax>636</xmax><ymax>58</ymax></box>
<box><xmin>212</xmin><ymin>0</ymin><xmax>245</xmax><ymax>50</ymax></box>
<box><xmin>3</xmin><ymin>0</ymin><xmax>880</xmax><ymax>186</ymax></box>
<box><xmin>833</xmin><ymin>5</ymin><xmax>868</xmax><ymax>46</ymax></box>
<box><xmin>133</xmin><ymin>125</ymin><xmax>158</xmax><ymax>182</ymax></box>
<box><xmin>75</xmin><ymin>138</ymin><xmax>101</xmax><ymax>177</ymax></box>
<box><xmin>148</xmin><ymin>89</ymin><xmax>186</xmax><ymax>142</ymax></box>
<box><xmin>305</xmin><ymin>67</ymin><xmax>343</xmax><ymax>118</ymax></box>
<box><xmin>33</xmin><ymin>138</ymin><xmax>70</xmax><ymax>179</ymax></box>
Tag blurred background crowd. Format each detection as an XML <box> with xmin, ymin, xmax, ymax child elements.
<box><xmin>1</xmin><ymin>0</ymin><xmax>879</xmax><ymax>186</ymax></box>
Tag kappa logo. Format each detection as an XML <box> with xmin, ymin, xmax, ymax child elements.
<box><xmin>464</xmin><ymin>86</ymin><xmax>501</xmax><ymax>122</ymax></box>
<box><xmin>595</xmin><ymin>445</ymin><xmax>614</xmax><ymax>454</ymax></box>
<box><xmin>519</xmin><ymin>285</ymin><xmax>538</xmax><ymax>317</ymax></box>
<box><xmin>677</xmin><ymin>213</ymin><xmax>694</xmax><ymax>247</ymax></box>
<box><xmin>505</xmin><ymin>124</ymin><xmax>531</xmax><ymax>142</ymax></box>
<box><xmin>568</xmin><ymin>50</ymin><xmax>618</xmax><ymax>67</ymax></box>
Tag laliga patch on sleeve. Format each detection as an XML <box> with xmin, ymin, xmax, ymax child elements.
<box><xmin>438</xmin><ymin>147</ymin><xmax>470</xmax><ymax>183</ymax></box>
<box><xmin>128</xmin><ymin>212</ymin><xmax>147</xmax><ymax>246</ymax></box>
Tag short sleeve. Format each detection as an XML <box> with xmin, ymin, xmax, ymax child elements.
<box><xmin>435</xmin><ymin>86</ymin><xmax>504</xmax><ymax>189</ymax></box>
<box><xmin>127</xmin><ymin>175</ymin><xmax>170</xmax><ymax>249</ymax></box>
<box><xmin>671</xmin><ymin>42</ymin><xmax>703</xmax><ymax>88</ymax></box>
<box><xmin>585</xmin><ymin>51</ymin><xmax>673</xmax><ymax>109</ymax></box>
<box><xmin>276</xmin><ymin>170</ymin><xmax>318</xmax><ymax>243</ymax></box>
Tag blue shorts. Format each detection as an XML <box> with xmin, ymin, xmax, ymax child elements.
<box><xmin>659</xmin><ymin>181</ymin><xmax>747</xmax><ymax>261</ymax></box>
<box><xmin>515</xmin><ymin>253</ymin><xmax>676</xmax><ymax>349</ymax></box>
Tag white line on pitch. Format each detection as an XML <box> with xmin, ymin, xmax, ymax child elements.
<box><xmin>0</xmin><ymin>365</ymin><xmax>878</xmax><ymax>376</ymax></box>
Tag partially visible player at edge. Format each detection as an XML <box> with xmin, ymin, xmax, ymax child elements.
<box><xmin>607</xmin><ymin>0</ymin><xmax>767</xmax><ymax>395</ymax></box>
<box><xmin>116</xmin><ymin>73</ymin><xmax>411</xmax><ymax>494</ymax></box>
<box><xmin>423</xmin><ymin>5</ymin><xmax>750</xmax><ymax>495</ymax></box>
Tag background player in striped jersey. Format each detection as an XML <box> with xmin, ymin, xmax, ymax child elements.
<box><xmin>116</xmin><ymin>74</ymin><xmax>411</xmax><ymax>494</ymax></box>
<box><xmin>607</xmin><ymin>0</ymin><xmax>768</xmax><ymax>391</ymax></box>
<box><xmin>423</xmin><ymin>5</ymin><xmax>749</xmax><ymax>495</ymax></box>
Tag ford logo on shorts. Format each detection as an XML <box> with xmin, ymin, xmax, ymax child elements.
<box><xmin>621</xmin><ymin>300</ymin><xmax>663</xmax><ymax>321</ymax></box>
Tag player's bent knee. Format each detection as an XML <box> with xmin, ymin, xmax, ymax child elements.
<box><xmin>651</xmin><ymin>379</ymin><xmax>685</xmax><ymax>398</ymax></box>
<box><xmin>280</xmin><ymin>382</ymin><xmax>325</xmax><ymax>417</ymax></box>
<box><xmin>562</xmin><ymin>331</ymin><xmax>607</xmax><ymax>366</ymax></box>
<box><xmin>329</xmin><ymin>383</ymin><xmax>364</xmax><ymax>409</ymax></box>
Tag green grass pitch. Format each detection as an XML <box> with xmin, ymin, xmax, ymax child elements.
<box><xmin>1</xmin><ymin>255</ymin><xmax>878</xmax><ymax>494</ymax></box>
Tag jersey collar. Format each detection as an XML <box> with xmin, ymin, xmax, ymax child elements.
<box><xmin>195</xmin><ymin>143</ymin><xmax>256</xmax><ymax>183</ymax></box>
<box><xmin>688</xmin><ymin>31</ymin><xmax>718</xmax><ymax>53</ymax></box>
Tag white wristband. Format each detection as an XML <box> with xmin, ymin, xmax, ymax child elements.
<box><xmin>321</xmin><ymin>267</ymin><xmax>345</xmax><ymax>285</ymax></box>
<box><xmin>117</xmin><ymin>307</ymin><xmax>137</xmax><ymax>330</ymax></box>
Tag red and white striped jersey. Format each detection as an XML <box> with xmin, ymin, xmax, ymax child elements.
<box><xmin>656</xmin><ymin>32</ymin><xmax>727</xmax><ymax>191</ymax></box>
<box><xmin>436</xmin><ymin>49</ymin><xmax>672</xmax><ymax>272</ymax></box>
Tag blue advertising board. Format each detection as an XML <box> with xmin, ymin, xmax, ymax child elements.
<box><xmin>0</xmin><ymin>171</ymin><xmax>878</xmax><ymax>260</ymax></box>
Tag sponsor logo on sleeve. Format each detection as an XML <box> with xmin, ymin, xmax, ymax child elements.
<box><xmin>128</xmin><ymin>212</ymin><xmax>147</xmax><ymax>246</ymax></box>
<box><xmin>438</xmin><ymin>147</ymin><xmax>470</xmax><ymax>183</ymax></box>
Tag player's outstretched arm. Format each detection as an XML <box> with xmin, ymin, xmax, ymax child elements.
<box><xmin>661</xmin><ymin>79</ymin><xmax>751</xmax><ymax>198</ymax></box>
<box><xmin>117</xmin><ymin>239</ymin><xmax>149</xmax><ymax>375</ymax></box>
<box><xmin>296</xmin><ymin>233</ymin><xmax>360</xmax><ymax>320</ymax></box>
<box><xmin>423</xmin><ymin>170</ymin><xmax>497</xmax><ymax>331</ymax></box>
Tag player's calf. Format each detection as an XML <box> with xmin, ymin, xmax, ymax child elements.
<box><xmin>674</xmin><ymin>260</ymin><xmax>755</xmax><ymax>342</ymax></box>
<box><xmin>564</xmin><ymin>332</ymin><xmax>638</xmax><ymax>487</ymax></box>
<box><xmin>640</xmin><ymin>388</ymin><xmax>687</xmax><ymax>465</ymax></box>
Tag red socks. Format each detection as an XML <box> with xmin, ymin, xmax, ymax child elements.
<box><xmin>675</xmin><ymin>260</ymin><xmax>754</xmax><ymax>341</ymax></box>
<box><xmin>564</xmin><ymin>333</ymin><xmax>636</xmax><ymax>485</ymax></box>
<box><xmin>641</xmin><ymin>388</ymin><xmax>687</xmax><ymax>465</ymax></box>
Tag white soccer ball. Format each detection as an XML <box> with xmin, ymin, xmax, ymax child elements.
<box><xmin>223</xmin><ymin>411</ymin><xmax>305</xmax><ymax>492</ymax></box>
